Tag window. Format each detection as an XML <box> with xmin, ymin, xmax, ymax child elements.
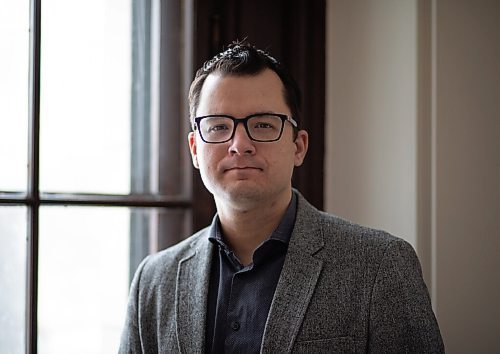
<box><xmin>0</xmin><ymin>0</ymin><xmax>193</xmax><ymax>352</ymax></box>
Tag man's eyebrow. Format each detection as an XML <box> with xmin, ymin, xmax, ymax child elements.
<box><xmin>199</xmin><ymin>111</ymin><xmax>285</xmax><ymax>117</ymax></box>
<box><xmin>251</xmin><ymin>111</ymin><xmax>283</xmax><ymax>115</ymax></box>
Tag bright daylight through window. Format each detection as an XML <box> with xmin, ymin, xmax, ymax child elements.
<box><xmin>0</xmin><ymin>1</ymin><xmax>30</xmax><ymax>352</ymax></box>
<box><xmin>40</xmin><ymin>0</ymin><xmax>131</xmax><ymax>351</ymax></box>
<box><xmin>0</xmin><ymin>0</ymin><xmax>192</xmax><ymax>353</ymax></box>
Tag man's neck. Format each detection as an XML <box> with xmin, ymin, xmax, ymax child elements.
<box><xmin>215</xmin><ymin>189</ymin><xmax>293</xmax><ymax>266</ymax></box>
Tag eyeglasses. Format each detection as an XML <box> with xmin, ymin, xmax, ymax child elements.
<box><xmin>193</xmin><ymin>113</ymin><xmax>298</xmax><ymax>144</ymax></box>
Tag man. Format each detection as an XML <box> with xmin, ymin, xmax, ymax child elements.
<box><xmin>119</xmin><ymin>43</ymin><xmax>444</xmax><ymax>353</ymax></box>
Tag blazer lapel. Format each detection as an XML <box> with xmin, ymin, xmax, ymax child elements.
<box><xmin>175</xmin><ymin>229</ymin><xmax>214</xmax><ymax>353</ymax></box>
<box><xmin>261</xmin><ymin>193</ymin><xmax>325</xmax><ymax>353</ymax></box>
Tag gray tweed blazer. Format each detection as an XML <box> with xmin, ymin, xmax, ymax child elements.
<box><xmin>119</xmin><ymin>192</ymin><xmax>444</xmax><ymax>353</ymax></box>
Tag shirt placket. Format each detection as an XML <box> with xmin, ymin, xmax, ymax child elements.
<box><xmin>224</xmin><ymin>260</ymin><xmax>253</xmax><ymax>352</ymax></box>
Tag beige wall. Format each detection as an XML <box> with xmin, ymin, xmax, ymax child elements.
<box><xmin>434</xmin><ymin>0</ymin><xmax>500</xmax><ymax>352</ymax></box>
<box><xmin>325</xmin><ymin>0</ymin><xmax>500</xmax><ymax>352</ymax></box>
<box><xmin>325</xmin><ymin>0</ymin><xmax>418</xmax><ymax>247</ymax></box>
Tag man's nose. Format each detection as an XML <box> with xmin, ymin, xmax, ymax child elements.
<box><xmin>228</xmin><ymin>123</ymin><xmax>256</xmax><ymax>155</ymax></box>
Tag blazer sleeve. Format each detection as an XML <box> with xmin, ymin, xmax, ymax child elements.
<box><xmin>368</xmin><ymin>239</ymin><xmax>444</xmax><ymax>353</ymax></box>
<box><xmin>118</xmin><ymin>256</ymin><xmax>150</xmax><ymax>354</ymax></box>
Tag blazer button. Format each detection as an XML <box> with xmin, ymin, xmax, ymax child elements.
<box><xmin>230</xmin><ymin>321</ymin><xmax>240</xmax><ymax>331</ymax></box>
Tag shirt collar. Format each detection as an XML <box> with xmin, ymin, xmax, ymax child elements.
<box><xmin>208</xmin><ymin>191</ymin><xmax>298</xmax><ymax>249</ymax></box>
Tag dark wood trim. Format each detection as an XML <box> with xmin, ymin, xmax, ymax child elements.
<box><xmin>284</xmin><ymin>0</ymin><xmax>326</xmax><ymax>211</ymax></box>
<box><xmin>192</xmin><ymin>0</ymin><xmax>326</xmax><ymax>229</ymax></box>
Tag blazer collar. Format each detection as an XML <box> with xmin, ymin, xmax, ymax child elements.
<box><xmin>175</xmin><ymin>221</ymin><xmax>215</xmax><ymax>353</ymax></box>
<box><xmin>261</xmin><ymin>191</ymin><xmax>325</xmax><ymax>352</ymax></box>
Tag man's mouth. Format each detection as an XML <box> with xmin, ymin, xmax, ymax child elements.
<box><xmin>224</xmin><ymin>166</ymin><xmax>262</xmax><ymax>172</ymax></box>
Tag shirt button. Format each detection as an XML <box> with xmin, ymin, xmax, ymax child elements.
<box><xmin>230</xmin><ymin>321</ymin><xmax>240</xmax><ymax>331</ymax></box>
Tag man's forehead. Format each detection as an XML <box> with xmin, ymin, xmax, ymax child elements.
<box><xmin>199</xmin><ymin>70</ymin><xmax>285</xmax><ymax>101</ymax></box>
<box><xmin>202</xmin><ymin>69</ymin><xmax>284</xmax><ymax>89</ymax></box>
<box><xmin>196</xmin><ymin>70</ymin><xmax>289</xmax><ymax>116</ymax></box>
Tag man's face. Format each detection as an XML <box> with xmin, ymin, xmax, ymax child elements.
<box><xmin>188</xmin><ymin>69</ymin><xmax>308</xmax><ymax>208</ymax></box>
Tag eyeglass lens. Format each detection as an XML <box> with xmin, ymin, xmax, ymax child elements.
<box><xmin>199</xmin><ymin>114</ymin><xmax>284</xmax><ymax>142</ymax></box>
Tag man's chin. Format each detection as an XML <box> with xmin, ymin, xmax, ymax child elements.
<box><xmin>218</xmin><ymin>184</ymin><xmax>265</xmax><ymax>204</ymax></box>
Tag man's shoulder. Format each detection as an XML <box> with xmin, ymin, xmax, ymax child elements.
<box><xmin>295</xmin><ymin>192</ymin><xmax>422</xmax><ymax>281</ymax></box>
<box><xmin>295</xmin><ymin>191</ymin><xmax>412</xmax><ymax>254</ymax></box>
<box><xmin>320</xmin><ymin>210</ymin><xmax>401</xmax><ymax>245</ymax></box>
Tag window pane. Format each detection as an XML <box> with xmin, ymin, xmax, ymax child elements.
<box><xmin>38</xmin><ymin>206</ymin><xmax>131</xmax><ymax>354</ymax></box>
<box><xmin>38</xmin><ymin>205</ymin><xmax>191</xmax><ymax>353</ymax></box>
<box><xmin>40</xmin><ymin>0</ymin><xmax>131</xmax><ymax>194</ymax></box>
<box><xmin>0</xmin><ymin>3</ymin><xmax>29</xmax><ymax>192</ymax></box>
<box><xmin>0</xmin><ymin>206</ymin><xmax>27</xmax><ymax>353</ymax></box>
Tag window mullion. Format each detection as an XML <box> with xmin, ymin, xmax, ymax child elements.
<box><xmin>27</xmin><ymin>0</ymin><xmax>41</xmax><ymax>352</ymax></box>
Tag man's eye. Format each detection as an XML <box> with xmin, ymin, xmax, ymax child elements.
<box><xmin>254</xmin><ymin>122</ymin><xmax>275</xmax><ymax>129</ymax></box>
<box><xmin>208</xmin><ymin>124</ymin><xmax>229</xmax><ymax>132</ymax></box>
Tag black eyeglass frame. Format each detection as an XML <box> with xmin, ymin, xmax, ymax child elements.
<box><xmin>193</xmin><ymin>113</ymin><xmax>298</xmax><ymax>143</ymax></box>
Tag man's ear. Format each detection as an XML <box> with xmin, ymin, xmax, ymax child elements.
<box><xmin>188</xmin><ymin>132</ymin><xmax>199</xmax><ymax>169</ymax></box>
<box><xmin>293</xmin><ymin>130</ymin><xmax>309</xmax><ymax>167</ymax></box>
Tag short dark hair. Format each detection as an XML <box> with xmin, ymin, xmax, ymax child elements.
<box><xmin>188</xmin><ymin>42</ymin><xmax>302</xmax><ymax>130</ymax></box>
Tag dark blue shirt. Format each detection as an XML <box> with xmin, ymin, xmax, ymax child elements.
<box><xmin>205</xmin><ymin>193</ymin><xmax>297</xmax><ymax>353</ymax></box>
